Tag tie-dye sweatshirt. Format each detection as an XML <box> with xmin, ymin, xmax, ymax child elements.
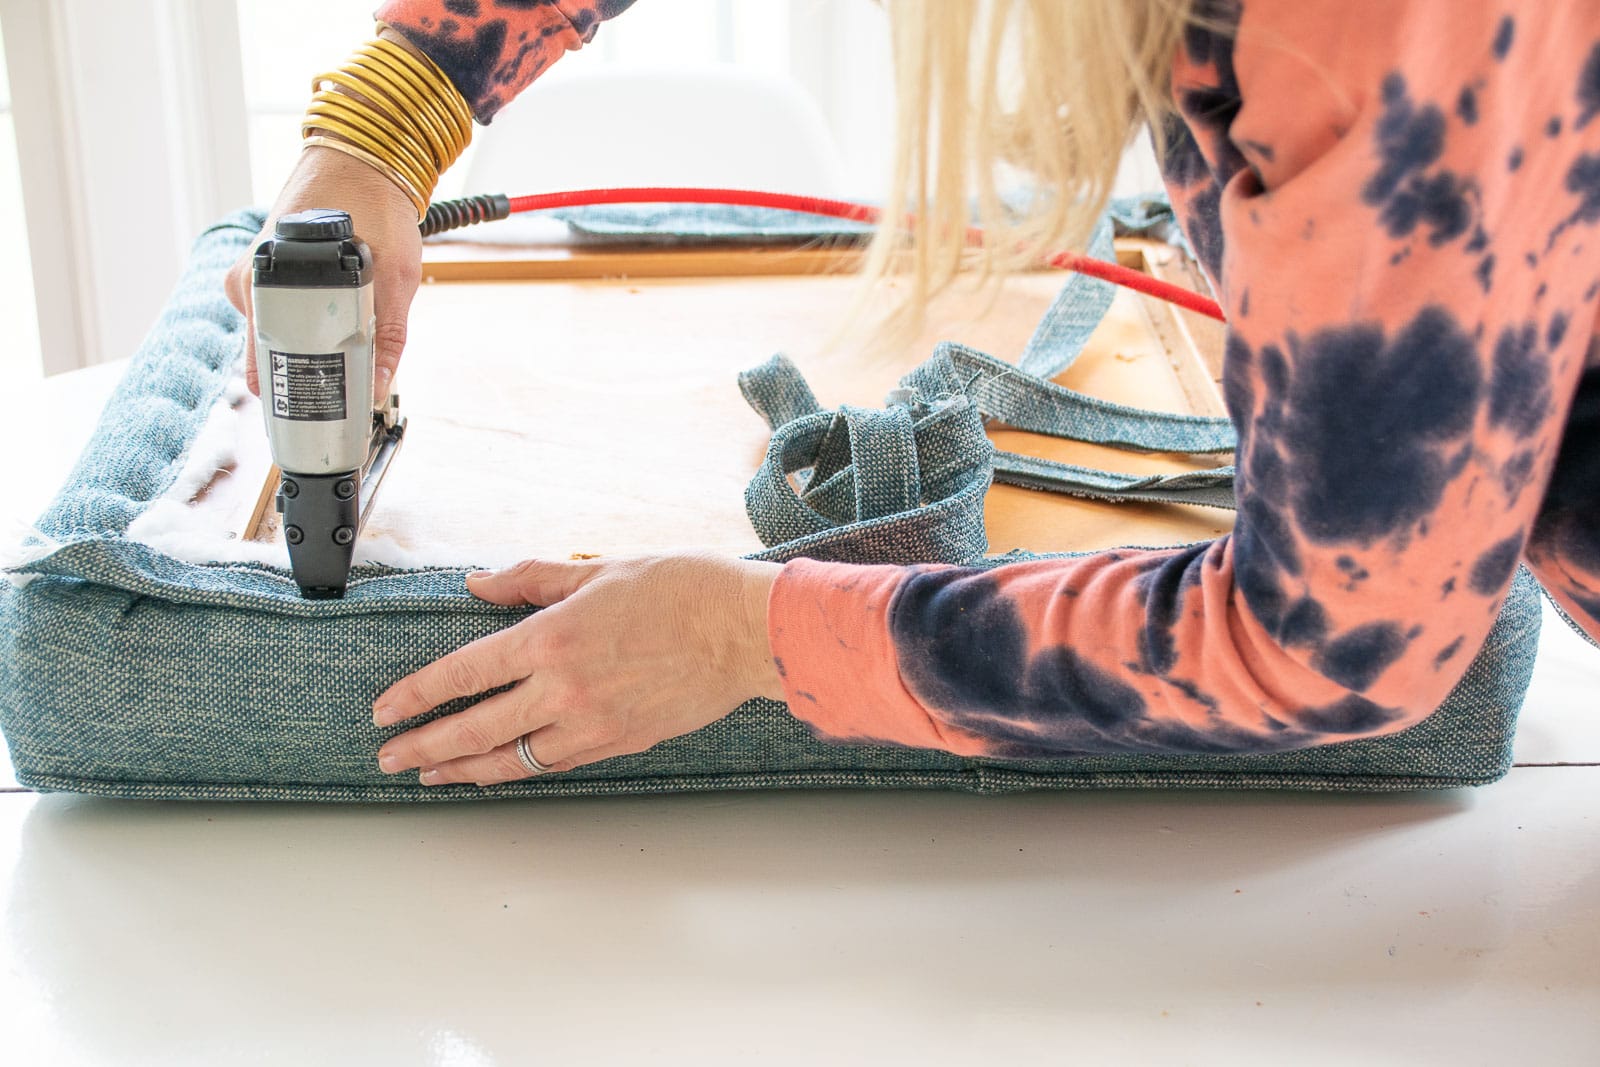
<box><xmin>376</xmin><ymin>0</ymin><xmax>637</xmax><ymax>123</ymax></box>
<box><xmin>380</xmin><ymin>1</ymin><xmax>1600</xmax><ymax>757</ymax></box>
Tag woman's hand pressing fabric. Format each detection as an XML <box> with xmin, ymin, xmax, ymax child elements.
<box><xmin>372</xmin><ymin>555</ymin><xmax>785</xmax><ymax>784</ymax></box>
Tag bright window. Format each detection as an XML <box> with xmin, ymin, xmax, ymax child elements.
<box><xmin>0</xmin><ymin>19</ymin><xmax>42</xmax><ymax>393</ymax></box>
<box><xmin>235</xmin><ymin>0</ymin><xmax>892</xmax><ymax>205</ymax></box>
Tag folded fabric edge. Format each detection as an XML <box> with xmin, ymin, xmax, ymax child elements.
<box><xmin>11</xmin><ymin>764</ymin><xmax>1506</xmax><ymax>802</ymax></box>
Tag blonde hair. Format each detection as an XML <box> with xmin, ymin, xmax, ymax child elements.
<box><xmin>864</xmin><ymin>0</ymin><xmax>1195</xmax><ymax>333</ymax></box>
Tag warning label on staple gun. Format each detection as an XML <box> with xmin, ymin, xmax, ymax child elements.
<box><xmin>268</xmin><ymin>350</ymin><xmax>347</xmax><ymax>422</ymax></box>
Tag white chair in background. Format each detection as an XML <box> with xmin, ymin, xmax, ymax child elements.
<box><xmin>455</xmin><ymin>66</ymin><xmax>851</xmax><ymax>242</ymax></box>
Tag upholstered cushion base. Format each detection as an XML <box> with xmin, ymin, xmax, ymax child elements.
<box><xmin>0</xmin><ymin>213</ymin><xmax>1541</xmax><ymax>800</ymax></box>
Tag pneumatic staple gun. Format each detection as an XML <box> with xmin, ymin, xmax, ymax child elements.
<box><xmin>250</xmin><ymin>209</ymin><xmax>407</xmax><ymax>599</ymax></box>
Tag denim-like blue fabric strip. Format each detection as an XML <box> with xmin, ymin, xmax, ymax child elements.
<box><xmin>549</xmin><ymin>203</ymin><xmax>876</xmax><ymax>245</ymax></box>
<box><xmin>745</xmin><ymin>412</ymin><xmax>854</xmax><ymax>543</ymax></box>
<box><xmin>1018</xmin><ymin>212</ymin><xmax>1117</xmax><ymax>379</ymax></box>
<box><xmin>738</xmin><ymin>353</ymin><xmax>823</xmax><ymax>428</ymax></box>
<box><xmin>992</xmin><ymin>453</ymin><xmax>1238</xmax><ymax>509</ymax></box>
<box><xmin>550</xmin><ymin>192</ymin><xmax>1187</xmax><ymax>255</ymax></box>
<box><xmin>739</xmin><ymin>345</ymin><xmax>1234</xmax><ymax>560</ymax></box>
<box><xmin>905</xmin><ymin>342</ymin><xmax>1236</xmax><ymax>454</ymax></box>
<box><xmin>841</xmin><ymin>404</ymin><xmax>921</xmax><ymax>520</ymax></box>
<box><xmin>741</xmin><ymin>397</ymin><xmax>993</xmax><ymax>561</ymax></box>
<box><xmin>734</xmin><ymin>206</ymin><xmax>1242</xmax><ymax>557</ymax></box>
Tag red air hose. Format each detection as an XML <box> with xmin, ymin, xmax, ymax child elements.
<box><xmin>421</xmin><ymin>187</ymin><xmax>1226</xmax><ymax>322</ymax></box>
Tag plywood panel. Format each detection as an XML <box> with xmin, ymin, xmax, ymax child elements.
<box><xmin>421</xmin><ymin>240</ymin><xmax>866</xmax><ymax>282</ymax></box>
<box><xmin>216</xmin><ymin>246</ymin><xmax>1233</xmax><ymax>562</ymax></box>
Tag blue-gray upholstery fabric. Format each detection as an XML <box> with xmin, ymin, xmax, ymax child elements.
<box><xmin>550</xmin><ymin>202</ymin><xmax>875</xmax><ymax>245</ymax></box>
<box><xmin>0</xmin><ymin>210</ymin><xmax>1541</xmax><ymax>801</ymax></box>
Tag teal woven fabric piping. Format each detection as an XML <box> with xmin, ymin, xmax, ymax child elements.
<box><xmin>0</xmin><ymin>209</ymin><xmax>1540</xmax><ymax>801</ymax></box>
<box><xmin>549</xmin><ymin>202</ymin><xmax>876</xmax><ymax>245</ymax></box>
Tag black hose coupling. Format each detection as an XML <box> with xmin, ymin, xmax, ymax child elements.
<box><xmin>418</xmin><ymin>193</ymin><xmax>512</xmax><ymax>238</ymax></box>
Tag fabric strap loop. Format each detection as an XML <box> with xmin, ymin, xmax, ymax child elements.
<box><xmin>840</xmin><ymin>405</ymin><xmax>921</xmax><ymax>520</ymax></box>
<box><xmin>1017</xmin><ymin>211</ymin><xmax>1117</xmax><ymax>380</ymax></box>
<box><xmin>905</xmin><ymin>343</ymin><xmax>1237</xmax><ymax>455</ymax></box>
<box><xmin>742</xmin><ymin>362</ymin><xmax>994</xmax><ymax>556</ymax></box>
<box><xmin>737</xmin><ymin>353</ymin><xmax>823</xmax><ymax>429</ymax></box>
<box><xmin>739</xmin><ymin>200</ymin><xmax>1238</xmax><ymax>561</ymax></box>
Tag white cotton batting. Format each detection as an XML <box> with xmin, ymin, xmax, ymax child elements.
<box><xmin>164</xmin><ymin>395</ymin><xmax>244</xmax><ymax>510</ymax></box>
<box><xmin>125</xmin><ymin>497</ymin><xmax>291</xmax><ymax>568</ymax></box>
<box><xmin>122</xmin><ymin>377</ymin><xmax>529</xmax><ymax>576</ymax></box>
<box><xmin>0</xmin><ymin>520</ymin><xmax>60</xmax><ymax>588</ymax></box>
<box><xmin>123</xmin><ymin>378</ymin><xmax>274</xmax><ymax>564</ymax></box>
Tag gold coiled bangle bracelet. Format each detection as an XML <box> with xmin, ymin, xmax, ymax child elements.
<box><xmin>351</xmin><ymin>43</ymin><xmax>471</xmax><ymax>147</ymax></box>
<box><xmin>301</xmin><ymin>33</ymin><xmax>474</xmax><ymax>221</ymax></box>
<box><xmin>313</xmin><ymin>67</ymin><xmax>453</xmax><ymax>167</ymax></box>
<box><xmin>305</xmin><ymin>90</ymin><xmax>438</xmax><ymax>193</ymax></box>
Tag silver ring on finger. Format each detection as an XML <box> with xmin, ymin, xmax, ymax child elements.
<box><xmin>515</xmin><ymin>732</ymin><xmax>550</xmax><ymax>776</ymax></box>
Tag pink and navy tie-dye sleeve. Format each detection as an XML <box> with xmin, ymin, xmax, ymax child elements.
<box><xmin>374</xmin><ymin>0</ymin><xmax>636</xmax><ymax>123</ymax></box>
<box><xmin>767</xmin><ymin>1</ymin><xmax>1600</xmax><ymax>758</ymax></box>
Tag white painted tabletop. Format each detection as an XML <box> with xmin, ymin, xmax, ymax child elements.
<box><xmin>1</xmin><ymin>364</ymin><xmax>1596</xmax><ymax>1066</ymax></box>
